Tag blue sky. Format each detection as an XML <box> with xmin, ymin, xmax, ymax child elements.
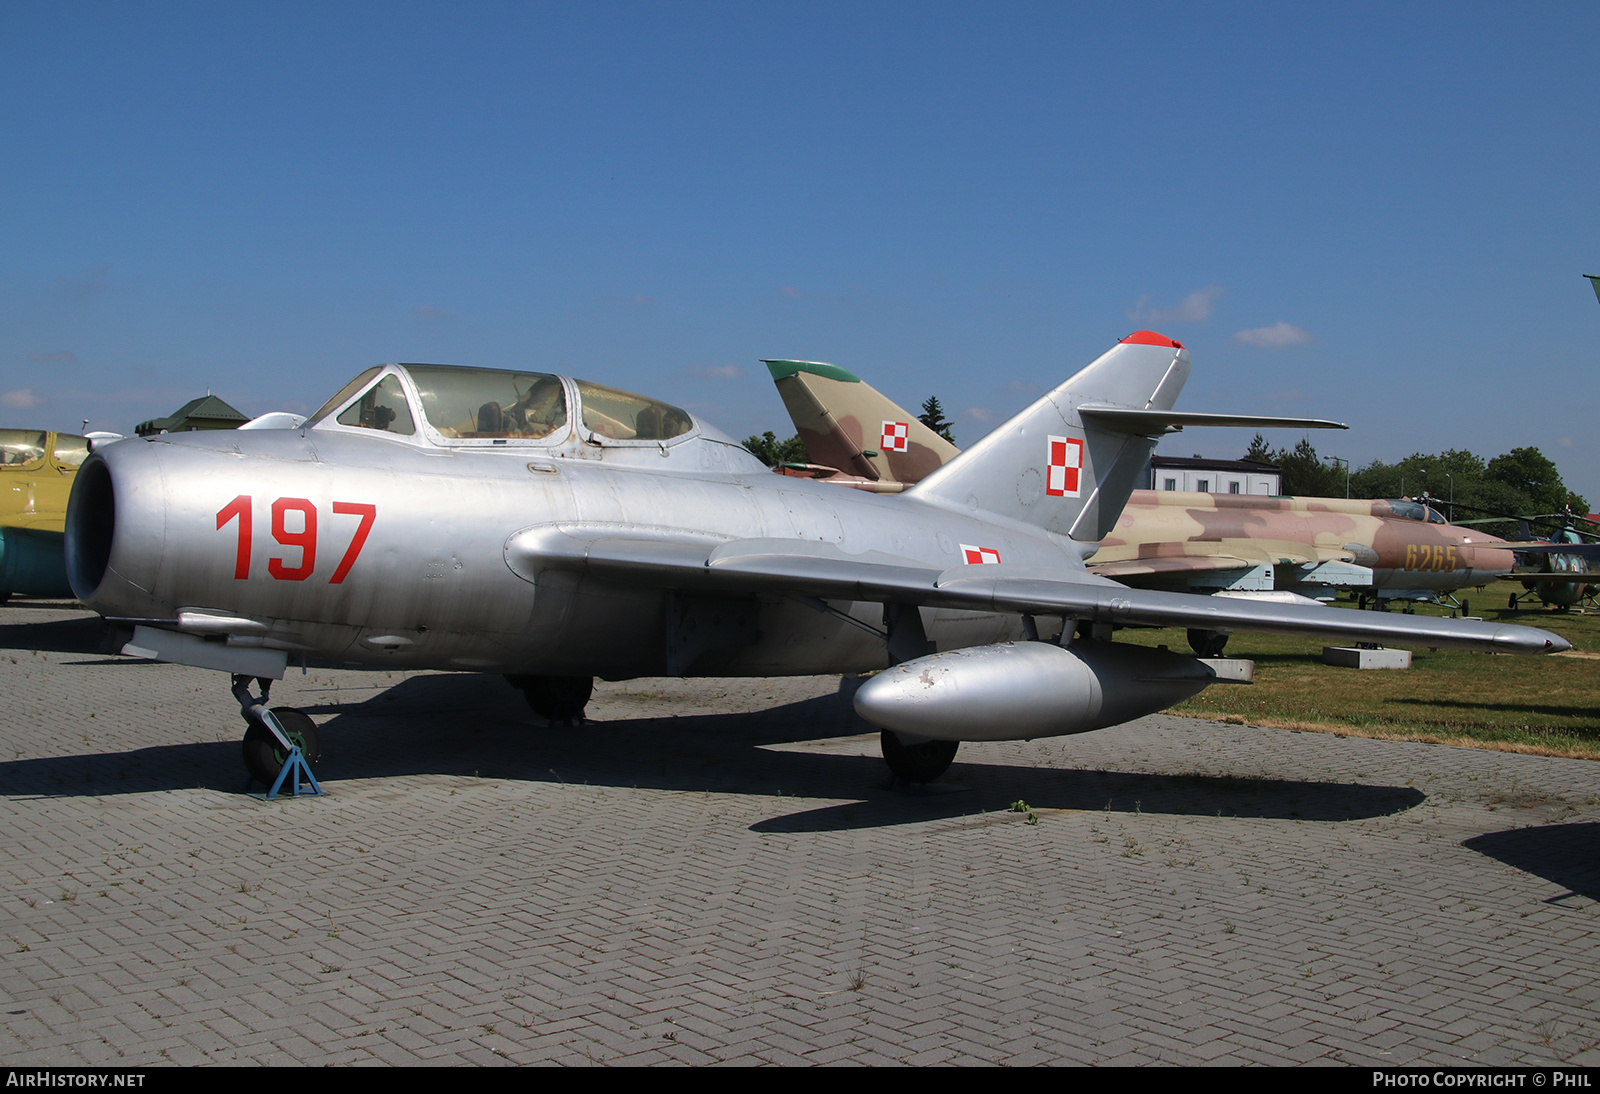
<box><xmin>3</xmin><ymin>3</ymin><xmax>1597</xmax><ymax>502</ymax></box>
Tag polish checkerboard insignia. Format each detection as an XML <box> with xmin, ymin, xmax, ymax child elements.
<box><xmin>961</xmin><ymin>544</ymin><xmax>1002</xmax><ymax>565</ymax></box>
<box><xmin>1046</xmin><ymin>435</ymin><xmax>1082</xmax><ymax>497</ymax></box>
<box><xmin>881</xmin><ymin>421</ymin><xmax>910</xmax><ymax>452</ymax></box>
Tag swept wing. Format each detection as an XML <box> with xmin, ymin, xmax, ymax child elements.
<box><xmin>507</xmin><ymin>524</ymin><xmax>1565</xmax><ymax>654</ymax></box>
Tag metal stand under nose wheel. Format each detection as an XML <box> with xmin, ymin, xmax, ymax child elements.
<box><xmin>880</xmin><ymin>731</ymin><xmax>959</xmax><ymax>784</ymax></box>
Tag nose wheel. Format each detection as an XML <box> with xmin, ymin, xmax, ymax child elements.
<box><xmin>242</xmin><ymin>708</ymin><xmax>321</xmax><ymax>787</ymax></box>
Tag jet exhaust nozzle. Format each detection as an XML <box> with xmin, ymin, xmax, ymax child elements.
<box><xmin>853</xmin><ymin>640</ymin><xmax>1219</xmax><ymax>742</ymax></box>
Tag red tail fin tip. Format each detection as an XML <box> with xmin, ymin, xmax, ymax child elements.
<box><xmin>1121</xmin><ymin>330</ymin><xmax>1182</xmax><ymax>348</ymax></box>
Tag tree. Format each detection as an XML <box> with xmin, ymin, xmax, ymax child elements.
<box><xmin>1341</xmin><ymin>445</ymin><xmax>1584</xmax><ymax>532</ymax></box>
<box><xmin>1271</xmin><ymin>437</ymin><xmax>1345</xmax><ymax>497</ymax></box>
<box><xmin>918</xmin><ymin>396</ymin><xmax>955</xmax><ymax>444</ymax></box>
<box><xmin>741</xmin><ymin>431</ymin><xmax>808</xmax><ymax>467</ymax></box>
<box><xmin>1485</xmin><ymin>446</ymin><xmax>1582</xmax><ymax>516</ymax></box>
<box><xmin>1242</xmin><ymin>433</ymin><xmax>1273</xmax><ymax>463</ymax></box>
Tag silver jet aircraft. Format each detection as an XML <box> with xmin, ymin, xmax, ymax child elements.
<box><xmin>65</xmin><ymin>332</ymin><xmax>1568</xmax><ymax>786</ymax></box>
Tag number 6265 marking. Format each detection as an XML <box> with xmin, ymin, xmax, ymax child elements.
<box><xmin>215</xmin><ymin>496</ymin><xmax>376</xmax><ymax>584</ymax></box>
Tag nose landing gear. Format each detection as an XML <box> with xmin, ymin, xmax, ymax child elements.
<box><xmin>232</xmin><ymin>675</ymin><xmax>324</xmax><ymax>798</ymax></box>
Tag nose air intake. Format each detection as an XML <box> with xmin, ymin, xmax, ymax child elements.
<box><xmin>65</xmin><ymin>455</ymin><xmax>116</xmax><ymax>600</ymax></box>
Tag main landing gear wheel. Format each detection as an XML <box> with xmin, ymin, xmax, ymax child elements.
<box><xmin>880</xmin><ymin>731</ymin><xmax>959</xmax><ymax>784</ymax></box>
<box><xmin>1187</xmin><ymin>628</ymin><xmax>1229</xmax><ymax>656</ymax></box>
<box><xmin>507</xmin><ymin>674</ymin><xmax>594</xmax><ymax>722</ymax></box>
<box><xmin>241</xmin><ymin>707</ymin><xmax>321</xmax><ymax>787</ymax></box>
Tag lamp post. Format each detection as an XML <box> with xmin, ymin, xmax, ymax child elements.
<box><xmin>1326</xmin><ymin>456</ymin><xmax>1350</xmax><ymax>498</ymax></box>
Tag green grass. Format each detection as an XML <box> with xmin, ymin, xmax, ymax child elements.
<box><xmin>1116</xmin><ymin>581</ymin><xmax>1600</xmax><ymax>759</ymax></box>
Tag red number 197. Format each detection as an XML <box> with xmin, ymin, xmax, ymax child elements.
<box><xmin>216</xmin><ymin>496</ymin><xmax>376</xmax><ymax>584</ymax></box>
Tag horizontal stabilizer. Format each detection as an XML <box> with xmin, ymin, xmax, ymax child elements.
<box><xmin>1076</xmin><ymin>405</ymin><xmax>1347</xmax><ymax>435</ymax></box>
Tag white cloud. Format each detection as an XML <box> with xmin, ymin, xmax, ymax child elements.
<box><xmin>965</xmin><ymin>406</ymin><xmax>997</xmax><ymax>424</ymax></box>
<box><xmin>687</xmin><ymin>364</ymin><xmax>742</xmax><ymax>380</ymax></box>
<box><xmin>1232</xmin><ymin>322</ymin><xmax>1313</xmax><ymax>349</ymax></box>
<box><xmin>2</xmin><ymin>389</ymin><xmax>43</xmax><ymax>409</ymax></box>
<box><xmin>1128</xmin><ymin>285</ymin><xmax>1224</xmax><ymax>324</ymax></box>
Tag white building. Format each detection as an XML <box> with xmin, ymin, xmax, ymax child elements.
<box><xmin>1148</xmin><ymin>456</ymin><xmax>1281</xmax><ymax>496</ymax></box>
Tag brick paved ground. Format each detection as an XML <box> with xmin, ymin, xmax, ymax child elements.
<box><xmin>1</xmin><ymin>600</ymin><xmax>1597</xmax><ymax>1066</ymax></box>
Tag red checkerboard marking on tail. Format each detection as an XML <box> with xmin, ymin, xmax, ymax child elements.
<box><xmin>1046</xmin><ymin>435</ymin><xmax>1082</xmax><ymax>497</ymax></box>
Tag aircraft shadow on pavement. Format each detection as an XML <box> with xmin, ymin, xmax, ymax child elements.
<box><xmin>0</xmin><ymin>614</ymin><xmax>109</xmax><ymax>655</ymax></box>
<box><xmin>1463</xmin><ymin>823</ymin><xmax>1600</xmax><ymax>902</ymax></box>
<box><xmin>0</xmin><ymin>670</ymin><xmax>1426</xmax><ymax>830</ymax></box>
<box><xmin>750</xmin><ymin>772</ymin><xmax>1425</xmax><ymax>833</ymax></box>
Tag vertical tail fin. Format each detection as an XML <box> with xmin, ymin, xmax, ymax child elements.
<box><xmin>906</xmin><ymin>331</ymin><xmax>1190</xmax><ymax>542</ymax></box>
<box><xmin>762</xmin><ymin>359</ymin><xmax>959</xmax><ymax>486</ymax></box>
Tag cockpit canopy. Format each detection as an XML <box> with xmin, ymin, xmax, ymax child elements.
<box><xmin>0</xmin><ymin>429</ymin><xmax>90</xmax><ymax>469</ymax></box>
<box><xmin>307</xmin><ymin>364</ymin><xmax>696</xmax><ymax>447</ymax></box>
<box><xmin>1385</xmin><ymin>499</ymin><xmax>1447</xmax><ymax>524</ymax></box>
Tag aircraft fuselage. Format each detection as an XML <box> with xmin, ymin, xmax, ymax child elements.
<box><xmin>70</xmin><ymin>425</ymin><xmax>1048</xmax><ymax>679</ymax></box>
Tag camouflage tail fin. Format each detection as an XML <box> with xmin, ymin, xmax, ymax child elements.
<box><xmin>905</xmin><ymin>332</ymin><xmax>1191</xmax><ymax>542</ymax></box>
<box><xmin>762</xmin><ymin>360</ymin><xmax>959</xmax><ymax>487</ymax></box>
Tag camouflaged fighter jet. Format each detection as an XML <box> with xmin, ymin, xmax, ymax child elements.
<box><xmin>765</xmin><ymin>357</ymin><xmax>1517</xmax><ymax>645</ymax></box>
<box><xmin>65</xmin><ymin>333</ymin><xmax>1567</xmax><ymax>787</ymax></box>
<box><xmin>1</xmin><ymin>429</ymin><xmax>92</xmax><ymax>602</ymax></box>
